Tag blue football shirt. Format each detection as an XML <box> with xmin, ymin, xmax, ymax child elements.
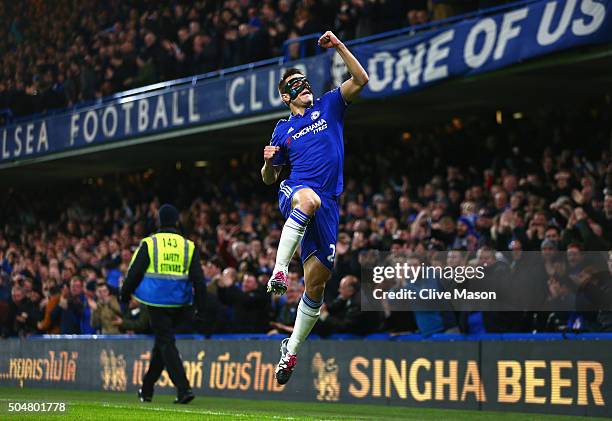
<box><xmin>270</xmin><ymin>87</ymin><xmax>348</xmax><ymax>197</ymax></box>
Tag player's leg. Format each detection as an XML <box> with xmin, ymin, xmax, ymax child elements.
<box><xmin>288</xmin><ymin>256</ymin><xmax>329</xmax><ymax>352</ymax></box>
<box><xmin>268</xmin><ymin>187</ymin><xmax>321</xmax><ymax>294</ymax></box>
<box><xmin>276</xmin><ymin>257</ymin><xmax>330</xmax><ymax>385</ymax></box>
<box><xmin>276</xmin><ymin>196</ymin><xmax>338</xmax><ymax>385</ymax></box>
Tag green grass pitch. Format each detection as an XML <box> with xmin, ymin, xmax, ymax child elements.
<box><xmin>0</xmin><ymin>387</ymin><xmax>600</xmax><ymax>420</ymax></box>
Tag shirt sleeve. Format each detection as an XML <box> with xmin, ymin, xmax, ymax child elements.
<box><xmin>120</xmin><ymin>242</ymin><xmax>149</xmax><ymax>302</ymax></box>
<box><xmin>321</xmin><ymin>87</ymin><xmax>349</xmax><ymax>120</ymax></box>
<box><xmin>270</xmin><ymin>125</ymin><xmax>289</xmax><ymax>166</ymax></box>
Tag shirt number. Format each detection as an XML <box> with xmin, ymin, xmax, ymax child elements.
<box><xmin>327</xmin><ymin>244</ymin><xmax>336</xmax><ymax>263</ymax></box>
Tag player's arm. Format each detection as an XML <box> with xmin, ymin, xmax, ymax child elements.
<box><xmin>261</xmin><ymin>145</ymin><xmax>283</xmax><ymax>185</ymax></box>
<box><xmin>318</xmin><ymin>31</ymin><xmax>369</xmax><ymax>103</ymax></box>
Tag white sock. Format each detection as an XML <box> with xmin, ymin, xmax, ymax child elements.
<box><xmin>273</xmin><ymin>208</ymin><xmax>311</xmax><ymax>274</ymax></box>
<box><xmin>287</xmin><ymin>293</ymin><xmax>322</xmax><ymax>355</ymax></box>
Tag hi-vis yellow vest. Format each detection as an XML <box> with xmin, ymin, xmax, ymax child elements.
<box><xmin>133</xmin><ymin>232</ymin><xmax>195</xmax><ymax>307</ymax></box>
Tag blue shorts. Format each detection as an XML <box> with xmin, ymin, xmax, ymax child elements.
<box><xmin>279</xmin><ymin>180</ymin><xmax>339</xmax><ymax>272</ymax></box>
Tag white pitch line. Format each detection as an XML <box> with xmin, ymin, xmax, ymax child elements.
<box><xmin>99</xmin><ymin>402</ymin><xmax>297</xmax><ymax>420</ymax></box>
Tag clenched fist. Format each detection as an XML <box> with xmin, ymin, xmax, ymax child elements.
<box><xmin>263</xmin><ymin>145</ymin><xmax>280</xmax><ymax>163</ymax></box>
<box><xmin>318</xmin><ymin>31</ymin><xmax>342</xmax><ymax>49</ymax></box>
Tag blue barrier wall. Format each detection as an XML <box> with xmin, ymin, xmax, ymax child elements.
<box><xmin>1</xmin><ymin>334</ymin><xmax>611</xmax><ymax>417</ymax></box>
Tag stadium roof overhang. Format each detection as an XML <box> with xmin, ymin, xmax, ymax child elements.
<box><xmin>1</xmin><ymin>43</ymin><xmax>611</xmax><ymax>187</ymax></box>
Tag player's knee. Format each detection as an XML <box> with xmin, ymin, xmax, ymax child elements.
<box><xmin>299</xmin><ymin>192</ymin><xmax>321</xmax><ymax>215</ymax></box>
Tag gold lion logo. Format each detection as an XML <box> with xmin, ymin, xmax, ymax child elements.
<box><xmin>100</xmin><ymin>349</ymin><xmax>127</xmax><ymax>391</ymax></box>
<box><xmin>312</xmin><ymin>352</ymin><xmax>340</xmax><ymax>401</ymax></box>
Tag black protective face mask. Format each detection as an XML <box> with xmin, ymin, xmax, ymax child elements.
<box><xmin>283</xmin><ymin>76</ymin><xmax>312</xmax><ymax>101</ymax></box>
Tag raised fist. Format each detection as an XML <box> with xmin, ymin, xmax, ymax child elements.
<box><xmin>318</xmin><ymin>31</ymin><xmax>342</xmax><ymax>49</ymax></box>
<box><xmin>263</xmin><ymin>145</ymin><xmax>280</xmax><ymax>163</ymax></box>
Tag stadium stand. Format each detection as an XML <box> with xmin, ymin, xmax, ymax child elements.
<box><xmin>1</xmin><ymin>0</ymin><xmax>611</xmax><ymax>416</ymax></box>
<box><xmin>1</xmin><ymin>95</ymin><xmax>610</xmax><ymax>338</ymax></box>
<box><xmin>0</xmin><ymin>0</ymin><xmax>518</xmax><ymax>119</ymax></box>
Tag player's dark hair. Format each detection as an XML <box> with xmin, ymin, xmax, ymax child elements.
<box><xmin>278</xmin><ymin>68</ymin><xmax>304</xmax><ymax>94</ymax></box>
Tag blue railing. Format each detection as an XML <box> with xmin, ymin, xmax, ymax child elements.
<box><xmin>282</xmin><ymin>33</ymin><xmax>323</xmax><ymax>61</ymax></box>
<box><xmin>3</xmin><ymin>0</ymin><xmax>539</xmax><ymax>126</ymax></box>
<box><xmin>20</xmin><ymin>332</ymin><xmax>612</xmax><ymax>341</ymax></box>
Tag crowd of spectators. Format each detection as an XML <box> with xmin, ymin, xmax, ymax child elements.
<box><xmin>0</xmin><ymin>0</ymin><xmax>515</xmax><ymax>120</ymax></box>
<box><xmin>1</xmin><ymin>96</ymin><xmax>611</xmax><ymax>338</ymax></box>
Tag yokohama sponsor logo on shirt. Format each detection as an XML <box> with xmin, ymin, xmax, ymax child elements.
<box><xmin>291</xmin><ymin>119</ymin><xmax>327</xmax><ymax>140</ymax></box>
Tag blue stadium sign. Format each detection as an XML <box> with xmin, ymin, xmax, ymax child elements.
<box><xmin>0</xmin><ymin>56</ymin><xmax>330</xmax><ymax>165</ymax></box>
<box><xmin>1</xmin><ymin>0</ymin><xmax>611</xmax><ymax>165</ymax></box>
<box><xmin>352</xmin><ymin>0</ymin><xmax>612</xmax><ymax>98</ymax></box>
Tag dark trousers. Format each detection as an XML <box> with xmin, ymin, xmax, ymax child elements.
<box><xmin>142</xmin><ymin>305</ymin><xmax>190</xmax><ymax>396</ymax></box>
